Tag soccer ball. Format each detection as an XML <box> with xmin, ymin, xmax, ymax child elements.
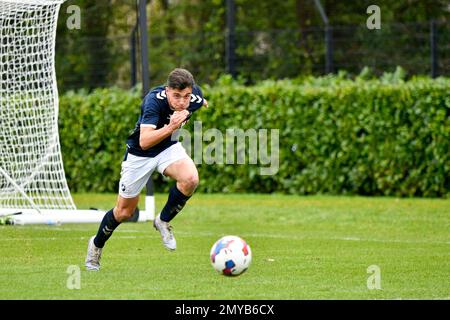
<box><xmin>210</xmin><ymin>235</ymin><xmax>252</xmax><ymax>276</ymax></box>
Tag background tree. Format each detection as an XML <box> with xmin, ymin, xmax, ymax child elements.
<box><xmin>54</xmin><ymin>0</ymin><xmax>450</xmax><ymax>91</ymax></box>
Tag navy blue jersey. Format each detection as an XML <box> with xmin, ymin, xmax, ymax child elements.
<box><xmin>126</xmin><ymin>85</ymin><xmax>204</xmax><ymax>157</ymax></box>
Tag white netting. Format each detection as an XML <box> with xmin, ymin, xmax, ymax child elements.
<box><xmin>1</xmin><ymin>1</ymin><xmax>65</xmax><ymax>5</ymax></box>
<box><xmin>0</xmin><ymin>0</ymin><xmax>75</xmax><ymax>210</ymax></box>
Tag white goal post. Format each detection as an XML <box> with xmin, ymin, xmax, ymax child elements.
<box><xmin>0</xmin><ymin>0</ymin><xmax>153</xmax><ymax>224</ymax></box>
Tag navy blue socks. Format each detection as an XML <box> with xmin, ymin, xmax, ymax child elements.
<box><xmin>159</xmin><ymin>185</ymin><xmax>191</xmax><ymax>222</ymax></box>
<box><xmin>93</xmin><ymin>208</ymin><xmax>120</xmax><ymax>248</ymax></box>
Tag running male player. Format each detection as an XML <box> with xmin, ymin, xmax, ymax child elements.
<box><xmin>85</xmin><ymin>68</ymin><xmax>208</xmax><ymax>270</ymax></box>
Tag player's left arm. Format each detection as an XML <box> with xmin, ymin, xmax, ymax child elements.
<box><xmin>190</xmin><ymin>85</ymin><xmax>209</xmax><ymax>111</ymax></box>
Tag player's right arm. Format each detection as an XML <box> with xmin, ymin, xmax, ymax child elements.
<box><xmin>139</xmin><ymin>110</ymin><xmax>189</xmax><ymax>150</ymax></box>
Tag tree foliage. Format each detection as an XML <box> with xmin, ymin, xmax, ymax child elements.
<box><xmin>54</xmin><ymin>0</ymin><xmax>450</xmax><ymax>91</ymax></box>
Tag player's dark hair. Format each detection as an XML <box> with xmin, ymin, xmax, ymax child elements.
<box><xmin>167</xmin><ymin>68</ymin><xmax>195</xmax><ymax>90</ymax></box>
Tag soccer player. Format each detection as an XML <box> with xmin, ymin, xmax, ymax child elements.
<box><xmin>85</xmin><ymin>68</ymin><xmax>208</xmax><ymax>271</ymax></box>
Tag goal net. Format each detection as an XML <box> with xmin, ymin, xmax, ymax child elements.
<box><xmin>0</xmin><ymin>0</ymin><xmax>153</xmax><ymax>224</ymax></box>
<box><xmin>0</xmin><ymin>0</ymin><xmax>75</xmax><ymax>211</ymax></box>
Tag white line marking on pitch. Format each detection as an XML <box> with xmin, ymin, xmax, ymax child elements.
<box><xmin>0</xmin><ymin>232</ymin><xmax>449</xmax><ymax>245</ymax></box>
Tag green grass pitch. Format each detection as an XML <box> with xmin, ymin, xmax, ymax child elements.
<box><xmin>0</xmin><ymin>193</ymin><xmax>449</xmax><ymax>299</ymax></box>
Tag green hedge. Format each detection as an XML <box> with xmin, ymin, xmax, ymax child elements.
<box><xmin>59</xmin><ymin>73</ymin><xmax>450</xmax><ymax>197</ymax></box>
<box><xmin>59</xmin><ymin>88</ymin><xmax>142</xmax><ymax>193</ymax></box>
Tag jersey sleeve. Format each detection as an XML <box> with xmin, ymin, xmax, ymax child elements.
<box><xmin>141</xmin><ymin>94</ymin><xmax>160</xmax><ymax>129</ymax></box>
<box><xmin>188</xmin><ymin>85</ymin><xmax>205</xmax><ymax>112</ymax></box>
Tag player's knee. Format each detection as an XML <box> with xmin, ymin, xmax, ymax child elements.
<box><xmin>189</xmin><ymin>173</ymin><xmax>200</xmax><ymax>189</ymax></box>
<box><xmin>181</xmin><ymin>173</ymin><xmax>199</xmax><ymax>192</ymax></box>
<box><xmin>114</xmin><ymin>206</ymin><xmax>135</xmax><ymax>222</ymax></box>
